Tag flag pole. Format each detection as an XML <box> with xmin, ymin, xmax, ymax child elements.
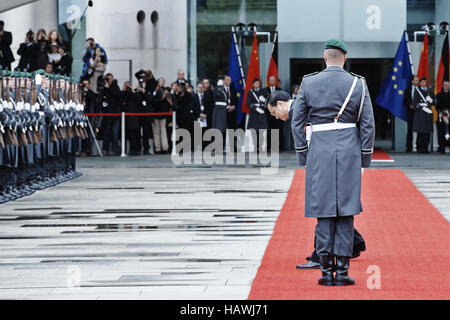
<box><xmin>405</xmin><ymin>30</ymin><xmax>415</xmax><ymax>75</ymax></box>
<box><xmin>231</xmin><ymin>26</ymin><xmax>249</xmax><ymax>133</ymax></box>
<box><xmin>231</xmin><ymin>27</ymin><xmax>246</xmax><ymax>88</ymax></box>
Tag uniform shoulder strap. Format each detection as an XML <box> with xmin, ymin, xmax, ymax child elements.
<box><xmin>336</xmin><ymin>76</ymin><xmax>358</xmax><ymax>122</ymax></box>
<box><xmin>357</xmin><ymin>78</ymin><xmax>366</xmax><ymax>122</ymax></box>
<box><xmin>303</xmin><ymin>71</ymin><xmax>319</xmax><ymax>79</ymax></box>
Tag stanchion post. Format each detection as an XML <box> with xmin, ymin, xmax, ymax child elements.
<box><xmin>121</xmin><ymin>112</ymin><xmax>127</xmax><ymax>158</ymax></box>
<box><xmin>172</xmin><ymin>111</ymin><xmax>176</xmax><ymax>156</ymax></box>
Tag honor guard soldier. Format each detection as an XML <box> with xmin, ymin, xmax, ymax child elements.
<box><xmin>290</xmin><ymin>39</ymin><xmax>375</xmax><ymax>286</ymax></box>
<box><xmin>413</xmin><ymin>77</ymin><xmax>436</xmax><ymax>153</ymax></box>
<box><xmin>246</xmin><ymin>78</ymin><xmax>268</xmax><ymax>152</ymax></box>
<box><xmin>0</xmin><ymin>69</ymin><xmax>84</xmax><ymax>204</ymax></box>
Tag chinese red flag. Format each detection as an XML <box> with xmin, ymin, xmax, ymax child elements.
<box><xmin>242</xmin><ymin>33</ymin><xmax>261</xmax><ymax>114</ymax></box>
<box><xmin>435</xmin><ymin>32</ymin><xmax>449</xmax><ymax>94</ymax></box>
<box><xmin>417</xmin><ymin>31</ymin><xmax>429</xmax><ymax>83</ymax></box>
<box><xmin>266</xmin><ymin>32</ymin><xmax>279</xmax><ymax>87</ymax></box>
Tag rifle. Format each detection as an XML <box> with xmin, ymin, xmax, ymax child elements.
<box><xmin>30</xmin><ymin>75</ymin><xmax>43</xmax><ymax>144</ymax></box>
<box><xmin>15</xmin><ymin>75</ymin><xmax>28</xmax><ymax>146</ymax></box>
<box><xmin>48</xmin><ymin>75</ymin><xmax>59</xmax><ymax>143</ymax></box>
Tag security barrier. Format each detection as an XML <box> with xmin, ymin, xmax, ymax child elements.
<box><xmin>85</xmin><ymin>112</ymin><xmax>176</xmax><ymax>157</ymax></box>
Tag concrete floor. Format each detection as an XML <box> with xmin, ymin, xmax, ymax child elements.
<box><xmin>0</xmin><ymin>152</ymin><xmax>449</xmax><ymax>300</ymax></box>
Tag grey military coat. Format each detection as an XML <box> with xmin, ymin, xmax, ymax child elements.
<box><xmin>291</xmin><ymin>66</ymin><xmax>376</xmax><ymax>218</ymax></box>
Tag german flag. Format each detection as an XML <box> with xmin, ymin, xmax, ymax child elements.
<box><xmin>417</xmin><ymin>30</ymin><xmax>429</xmax><ymax>84</ymax></box>
<box><xmin>266</xmin><ymin>32</ymin><xmax>279</xmax><ymax>87</ymax></box>
<box><xmin>435</xmin><ymin>32</ymin><xmax>449</xmax><ymax>95</ymax></box>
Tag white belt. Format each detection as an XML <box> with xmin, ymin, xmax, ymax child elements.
<box><xmin>311</xmin><ymin>122</ymin><xmax>357</xmax><ymax>132</ymax></box>
<box><xmin>216</xmin><ymin>102</ymin><xmax>227</xmax><ymax>107</ymax></box>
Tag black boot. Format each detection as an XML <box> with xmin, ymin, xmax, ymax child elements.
<box><xmin>318</xmin><ymin>254</ymin><xmax>335</xmax><ymax>286</ymax></box>
<box><xmin>335</xmin><ymin>256</ymin><xmax>355</xmax><ymax>286</ymax></box>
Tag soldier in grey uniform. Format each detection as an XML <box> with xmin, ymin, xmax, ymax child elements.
<box><xmin>289</xmin><ymin>39</ymin><xmax>375</xmax><ymax>286</ymax></box>
<box><xmin>246</xmin><ymin>78</ymin><xmax>268</xmax><ymax>152</ymax></box>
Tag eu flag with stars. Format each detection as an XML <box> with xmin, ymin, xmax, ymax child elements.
<box><xmin>376</xmin><ymin>31</ymin><xmax>413</xmax><ymax>121</ymax></box>
<box><xmin>228</xmin><ymin>33</ymin><xmax>246</xmax><ymax>125</ymax></box>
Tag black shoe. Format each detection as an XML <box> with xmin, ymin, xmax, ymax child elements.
<box><xmin>335</xmin><ymin>256</ymin><xmax>355</xmax><ymax>286</ymax></box>
<box><xmin>297</xmin><ymin>260</ymin><xmax>320</xmax><ymax>269</ymax></box>
<box><xmin>318</xmin><ymin>254</ymin><xmax>335</xmax><ymax>286</ymax></box>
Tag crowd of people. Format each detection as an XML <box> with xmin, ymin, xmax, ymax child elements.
<box><xmin>80</xmin><ymin>66</ymin><xmax>287</xmax><ymax>156</ymax></box>
<box><xmin>0</xmin><ymin>21</ymin><xmax>73</xmax><ymax>76</ymax></box>
<box><xmin>403</xmin><ymin>75</ymin><xmax>450</xmax><ymax>154</ymax></box>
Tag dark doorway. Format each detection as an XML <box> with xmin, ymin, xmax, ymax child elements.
<box><xmin>348</xmin><ymin>59</ymin><xmax>394</xmax><ymax>149</ymax></box>
<box><xmin>290</xmin><ymin>59</ymin><xmax>324</xmax><ymax>89</ymax></box>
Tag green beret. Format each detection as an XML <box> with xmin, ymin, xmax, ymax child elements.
<box><xmin>325</xmin><ymin>39</ymin><xmax>348</xmax><ymax>54</ymax></box>
<box><xmin>1</xmin><ymin>70</ymin><xmax>9</xmax><ymax>77</ymax></box>
<box><xmin>34</xmin><ymin>69</ymin><xmax>46</xmax><ymax>76</ymax></box>
<box><xmin>26</xmin><ymin>72</ymin><xmax>32</xmax><ymax>78</ymax></box>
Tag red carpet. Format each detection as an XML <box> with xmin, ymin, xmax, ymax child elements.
<box><xmin>248</xmin><ymin>169</ymin><xmax>450</xmax><ymax>300</ymax></box>
<box><xmin>372</xmin><ymin>148</ymin><xmax>393</xmax><ymax>161</ymax></box>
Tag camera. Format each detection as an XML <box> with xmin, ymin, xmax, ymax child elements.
<box><xmin>135</xmin><ymin>69</ymin><xmax>148</xmax><ymax>84</ymax></box>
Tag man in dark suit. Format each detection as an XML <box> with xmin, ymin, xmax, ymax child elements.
<box><xmin>263</xmin><ymin>76</ymin><xmax>283</xmax><ymax>152</ymax></box>
<box><xmin>202</xmin><ymin>78</ymin><xmax>215</xmax><ymax>129</ymax></box>
<box><xmin>223</xmin><ymin>75</ymin><xmax>239</xmax><ymax>152</ymax></box>
<box><xmin>0</xmin><ymin>21</ymin><xmax>15</xmax><ymax>71</ymax></box>
<box><xmin>436</xmin><ymin>80</ymin><xmax>450</xmax><ymax>154</ymax></box>
<box><xmin>403</xmin><ymin>75</ymin><xmax>419</xmax><ymax>152</ymax></box>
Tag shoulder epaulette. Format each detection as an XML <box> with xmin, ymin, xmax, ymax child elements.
<box><xmin>349</xmin><ymin>72</ymin><xmax>365</xmax><ymax>80</ymax></box>
<box><xmin>303</xmin><ymin>71</ymin><xmax>319</xmax><ymax>78</ymax></box>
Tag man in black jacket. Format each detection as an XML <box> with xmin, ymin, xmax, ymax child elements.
<box><xmin>0</xmin><ymin>21</ymin><xmax>15</xmax><ymax>71</ymax></box>
<box><xmin>263</xmin><ymin>76</ymin><xmax>283</xmax><ymax>152</ymax></box>
<box><xmin>101</xmin><ymin>73</ymin><xmax>122</xmax><ymax>155</ymax></box>
<box><xmin>122</xmin><ymin>82</ymin><xmax>140</xmax><ymax>156</ymax></box>
<box><xmin>136</xmin><ymin>81</ymin><xmax>153</xmax><ymax>155</ymax></box>
<box><xmin>436</xmin><ymin>80</ymin><xmax>450</xmax><ymax>154</ymax></box>
<box><xmin>17</xmin><ymin>30</ymin><xmax>38</xmax><ymax>72</ymax></box>
<box><xmin>202</xmin><ymin>78</ymin><xmax>215</xmax><ymax>129</ymax></box>
<box><xmin>403</xmin><ymin>75</ymin><xmax>419</xmax><ymax>152</ymax></box>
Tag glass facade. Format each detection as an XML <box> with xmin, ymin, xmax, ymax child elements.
<box><xmin>189</xmin><ymin>0</ymin><xmax>277</xmax><ymax>82</ymax></box>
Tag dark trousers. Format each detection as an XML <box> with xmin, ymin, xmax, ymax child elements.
<box><xmin>406</xmin><ymin>111</ymin><xmax>414</xmax><ymax>151</ymax></box>
<box><xmin>140</xmin><ymin>118</ymin><xmax>153</xmax><ymax>153</ymax></box>
<box><xmin>102</xmin><ymin>118</ymin><xmax>120</xmax><ymax>154</ymax></box>
<box><xmin>416</xmin><ymin>132</ymin><xmax>431</xmax><ymax>153</ymax></box>
<box><xmin>315</xmin><ymin>216</ymin><xmax>354</xmax><ymax>258</ymax></box>
<box><xmin>127</xmin><ymin>129</ymin><xmax>140</xmax><ymax>154</ymax></box>
<box><xmin>437</xmin><ymin>122</ymin><xmax>450</xmax><ymax>153</ymax></box>
<box><xmin>311</xmin><ymin>228</ymin><xmax>365</xmax><ymax>263</ymax></box>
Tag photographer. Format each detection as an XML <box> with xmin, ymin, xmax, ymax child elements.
<box><xmin>135</xmin><ymin>69</ymin><xmax>158</xmax><ymax>94</ymax></box>
<box><xmin>247</xmin><ymin>78</ymin><xmax>268</xmax><ymax>153</ymax></box>
<box><xmin>122</xmin><ymin>82</ymin><xmax>140</xmax><ymax>156</ymax></box>
<box><xmin>436</xmin><ymin>80</ymin><xmax>450</xmax><ymax>154</ymax></box>
<box><xmin>36</xmin><ymin>29</ymin><xmax>50</xmax><ymax>70</ymax></box>
<box><xmin>17</xmin><ymin>30</ymin><xmax>38</xmax><ymax>72</ymax></box>
<box><xmin>151</xmin><ymin>78</ymin><xmax>170</xmax><ymax>154</ymax></box>
<box><xmin>135</xmin><ymin>80</ymin><xmax>153</xmax><ymax>155</ymax></box>
<box><xmin>101</xmin><ymin>73</ymin><xmax>122</xmax><ymax>156</ymax></box>
<box><xmin>82</xmin><ymin>37</ymin><xmax>108</xmax><ymax>79</ymax></box>
<box><xmin>88</xmin><ymin>47</ymin><xmax>107</xmax><ymax>94</ymax></box>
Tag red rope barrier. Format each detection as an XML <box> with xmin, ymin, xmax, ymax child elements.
<box><xmin>85</xmin><ymin>112</ymin><xmax>174</xmax><ymax>117</ymax></box>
